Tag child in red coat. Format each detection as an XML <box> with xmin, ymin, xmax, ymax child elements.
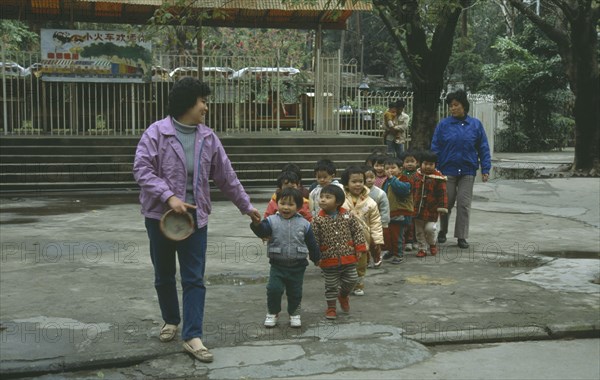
<box><xmin>412</xmin><ymin>151</ymin><xmax>448</xmax><ymax>257</ymax></box>
<box><xmin>264</xmin><ymin>171</ymin><xmax>312</xmax><ymax>222</ymax></box>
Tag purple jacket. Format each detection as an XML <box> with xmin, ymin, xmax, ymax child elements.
<box><xmin>133</xmin><ymin>116</ymin><xmax>254</xmax><ymax>228</ymax></box>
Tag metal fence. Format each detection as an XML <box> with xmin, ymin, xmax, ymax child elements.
<box><xmin>1</xmin><ymin>51</ymin><xmax>502</xmax><ymax>149</ymax></box>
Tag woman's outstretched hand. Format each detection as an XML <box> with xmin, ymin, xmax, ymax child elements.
<box><xmin>167</xmin><ymin>196</ymin><xmax>197</xmax><ymax>214</ymax></box>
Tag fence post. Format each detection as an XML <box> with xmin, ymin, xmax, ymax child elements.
<box><xmin>2</xmin><ymin>41</ymin><xmax>7</xmax><ymax>135</ymax></box>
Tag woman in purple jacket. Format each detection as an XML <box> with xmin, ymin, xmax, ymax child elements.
<box><xmin>133</xmin><ymin>77</ymin><xmax>260</xmax><ymax>362</ymax></box>
<box><xmin>431</xmin><ymin>89</ymin><xmax>491</xmax><ymax>249</ymax></box>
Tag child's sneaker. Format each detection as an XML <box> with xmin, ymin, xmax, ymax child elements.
<box><xmin>430</xmin><ymin>245</ymin><xmax>438</xmax><ymax>256</ymax></box>
<box><xmin>416</xmin><ymin>250</ymin><xmax>427</xmax><ymax>258</ymax></box>
<box><xmin>353</xmin><ymin>289</ymin><xmax>365</xmax><ymax>296</ymax></box>
<box><xmin>404</xmin><ymin>244</ymin><xmax>413</xmax><ymax>252</ymax></box>
<box><xmin>264</xmin><ymin>313</ymin><xmax>279</xmax><ymax>327</ymax></box>
<box><xmin>338</xmin><ymin>294</ymin><xmax>350</xmax><ymax>312</ymax></box>
<box><xmin>391</xmin><ymin>256</ymin><xmax>404</xmax><ymax>264</ymax></box>
<box><xmin>373</xmin><ymin>258</ymin><xmax>383</xmax><ymax>268</ymax></box>
<box><xmin>290</xmin><ymin>315</ymin><xmax>301</xmax><ymax>328</ymax></box>
<box><xmin>382</xmin><ymin>251</ymin><xmax>393</xmax><ymax>260</ymax></box>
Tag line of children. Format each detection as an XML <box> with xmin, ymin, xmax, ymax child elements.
<box><xmin>340</xmin><ymin>166</ymin><xmax>384</xmax><ymax>296</ymax></box>
<box><xmin>249</xmin><ymin>153</ymin><xmax>447</xmax><ymax>325</ymax></box>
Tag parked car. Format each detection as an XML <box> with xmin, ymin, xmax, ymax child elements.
<box><xmin>0</xmin><ymin>62</ymin><xmax>28</xmax><ymax>77</ymax></box>
<box><xmin>151</xmin><ymin>66</ymin><xmax>172</xmax><ymax>81</ymax></box>
<box><xmin>169</xmin><ymin>66</ymin><xmax>234</xmax><ymax>80</ymax></box>
<box><xmin>25</xmin><ymin>63</ymin><xmax>43</xmax><ymax>77</ymax></box>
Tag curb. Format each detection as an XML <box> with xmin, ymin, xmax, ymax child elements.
<box><xmin>403</xmin><ymin>323</ymin><xmax>600</xmax><ymax>346</ymax></box>
<box><xmin>2</xmin><ymin>324</ymin><xmax>598</xmax><ymax>379</ymax></box>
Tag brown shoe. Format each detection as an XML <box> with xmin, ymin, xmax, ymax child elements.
<box><xmin>325</xmin><ymin>300</ymin><xmax>337</xmax><ymax>320</ymax></box>
<box><xmin>338</xmin><ymin>294</ymin><xmax>350</xmax><ymax>312</ymax></box>
<box><xmin>183</xmin><ymin>341</ymin><xmax>214</xmax><ymax>363</ymax></box>
<box><xmin>159</xmin><ymin>323</ymin><xmax>178</xmax><ymax>342</ymax></box>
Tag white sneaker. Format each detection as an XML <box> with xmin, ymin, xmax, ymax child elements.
<box><xmin>264</xmin><ymin>313</ymin><xmax>278</xmax><ymax>327</ymax></box>
<box><xmin>290</xmin><ymin>315</ymin><xmax>301</xmax><ymax>328</ymax></box>
<box><xmin>404</xmin><ymin>244</ymin><xmax>413</xmax><ymax>252</ymax></box>
<box><xmin>353</xmin><ymin>289</ymin><xmax>365</xmax><ymax>296</ymax></box>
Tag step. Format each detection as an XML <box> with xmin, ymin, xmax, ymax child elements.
<box><xmin>0</xmin><ymin>155</ymin><xmax>136</xmax><ymax>164</ymax></box>
<box><xmin>0</xmin><ymin>144</ymin><xmax>380</xmax><ymax>155</ymax></box>
<box><xmin>0</xmin><ymin>163</ymin><xmax>134</xmax><ymax>174</ymax></box>
<box><xmin>0</xmin><ymin>136</ymin><xmax>141</xmax><ymax>147</ymax></box>
<box><xmin>0</xmin><ymin>178</ymin><xmax>287</xmax><ymax>192</ymax></box>
<box><xmin>0</xmin><ymin>136</ymin><xmax>384</xmax><ymax>193</ymax></box>
<box><xmin>0</xmin><ymin>135</ymin><xmax>382</xmax><ymax>147</ymax></box>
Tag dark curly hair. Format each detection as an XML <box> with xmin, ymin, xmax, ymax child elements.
<box><xmin>445</xmin><ymin>89</ymin><xmax>470</xmax><ymax>114</ymax></box>
<box><xmin>167</xmin><ymin>77</ymin><xmax>212</xmax><ymax>119</ymax></box>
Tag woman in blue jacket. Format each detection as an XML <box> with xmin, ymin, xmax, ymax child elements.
<box><xmin>431</xmin><ymin>90</ymin><xmax>491</xmax><ymax>249</ymax></box>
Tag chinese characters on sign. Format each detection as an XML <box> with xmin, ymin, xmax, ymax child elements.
<box><xmin>40</xmin><ymin>29</ymin><xmax>153</xmax><ymax>83</ymax></box>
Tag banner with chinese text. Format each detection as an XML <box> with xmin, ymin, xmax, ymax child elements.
<box><xmin>40</xmin><ymin>29</ymin><xmax>152</xmax><ymax>83</ymax></box>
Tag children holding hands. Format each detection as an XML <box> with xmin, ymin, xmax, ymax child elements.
<box><xmin>250</xmin><ymin>188</ymin><xmax>321</xmax><ymax>328</ymax></box>
<box><xmin>311</xmin><ymin>185</ymin><xmax>368</xmax><ymax>319</ymax></box>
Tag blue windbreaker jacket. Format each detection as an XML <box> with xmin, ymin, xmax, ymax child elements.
<box><xmin>431</xmin><ymin>115</ymin><xmax>492</xmax><ymax>176</ymax></box>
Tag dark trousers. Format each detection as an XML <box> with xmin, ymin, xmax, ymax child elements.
<box><xmin>266</xmin><ymin>264</ymin><xmax>307</xmax><ymax>316</ymax></box>
<box><xmin>145</xmin><ymin>215</ymin><xmax>207</xmax><ymax>341</ymax></box>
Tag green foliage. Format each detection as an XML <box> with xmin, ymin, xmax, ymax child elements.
<box><xmin>81</xmin><ymin>43</ymin><xmax>152</xmax><ymax>64</ymax></box>
<box><xmin>0</xmin><ymin>20</ymin><xmax>38</xmax><ymax>52</ymax></box>
<box><xmin>446</xmin><ymin>36</ymin><xmax>484</xmax><ymax>91</ymax></box>
<box><xmin>483</xmin><ymin>28</ymin><xmax>574</xmax><ymax>152</ymax></box>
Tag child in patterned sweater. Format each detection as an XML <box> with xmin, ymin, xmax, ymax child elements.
<box><xmin>311</xmin><ymin>184</ymin><xmax>367</xmax><ymax>320</ymax></box>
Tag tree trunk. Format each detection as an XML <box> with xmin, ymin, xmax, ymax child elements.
<box><xmin>507</xmin><ymin>0</ymin><xmax>599</xmax><ymax>171</ymax></box>
<box><xmin>410</xmin><ymin>81</ymin><xmax>444</xmax><ymax>149</ymax></box>
<box><xmin>571</xmin><ymin>12</ymin><xmax>600</xmax><ymax>170</ymax></box>
<box><xmin>374</xmin><ymin>0</ymin><xmax>466</xmax><ymax>150</ymax></box>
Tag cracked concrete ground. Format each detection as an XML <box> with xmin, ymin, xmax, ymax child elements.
<box><xmin>1</xmin><ymin>172</ymin><xmax>599</xmax><ymax>379</ymax></box>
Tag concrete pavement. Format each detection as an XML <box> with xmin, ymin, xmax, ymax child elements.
<box><xmin>0</xmin><ymin>151</ymin><xmax>599</xmax><ymax>379</ymax></box>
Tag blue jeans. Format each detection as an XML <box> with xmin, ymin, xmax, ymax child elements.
<box><xmin>386</xmin><ymin>140</ymin><xmax>404</xmax><ymax>158</ymax></box>
<box><xmin>145</xmin><ymin>215</ymin><xmax>207</xmax><ymax>341</ymax></box>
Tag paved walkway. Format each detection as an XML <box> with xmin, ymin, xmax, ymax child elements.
<box><xmin>0</xmin><ymin>151</ymin><xmax>598</xmax><ymax>379</ymax></box>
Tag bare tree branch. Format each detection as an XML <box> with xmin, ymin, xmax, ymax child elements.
<box><xmin>506</xmin><ymin>0</ymin><xmax>569</xmax><ymax>49</ymax></box>
<box><xmin>375</xmin><ymin>5</ymin><xmax>424</xmax><ymax>83</ymax></box>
